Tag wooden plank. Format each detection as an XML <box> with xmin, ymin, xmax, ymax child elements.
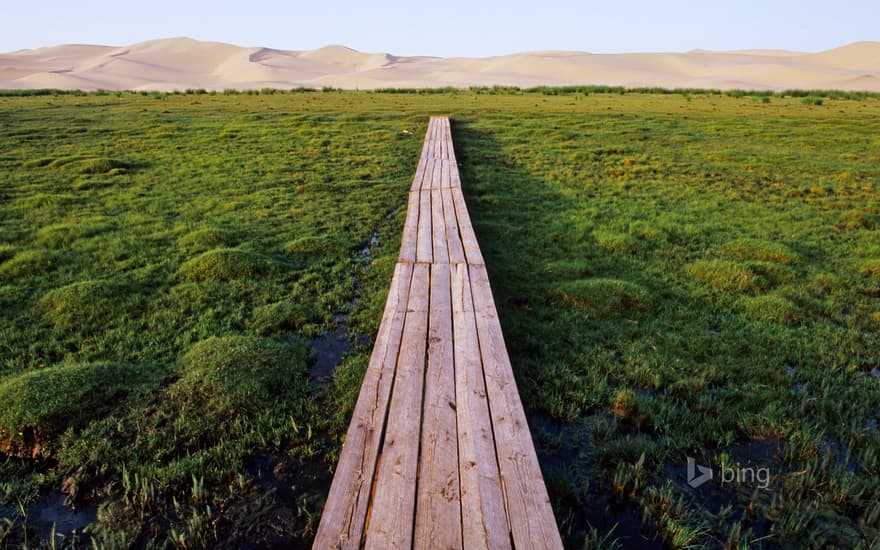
<box><xmin>431</xmin><ymin>158</ymin><xmax>443</xmax><ymax>190</ymax></box>
<box><xmin>441</xmin><ymin>187</ymin><xmax>466</xmax><ymax>264</ymax></box>
<box><xmin>439</xmin><ymin>118</ymin><xmax>448</xmax><ymax>159</ymax></box>
<box><xmin>428</xmin><ymin>117</ymin><xmax>438</xmax><ymax>159</ymax></box>
<box><xmin>469</xmin><ymin>263</ymin><xmax>564</xmax><ymax>549</ymax></box>
<box><xmin>434</xmin><ymin>118</ymin><xmax>442</xmax><ymax>159</ymax></box>
<box><xmin>399</xmin><ymin>190</ymin><xmax>420</xmax><ymax>263</ymax></box>
<box><xmin>366</xmin><ymin>263</ymin><xmax>430</xmax><ymax>549</ymax></box>
<box><xmin>416</xmin><ymin>188</ymin><xmax>433</xmax><ymax>263</ymax></box>
<box><xmin>431</xmin><ymin>188</ymin><xmax>450</xmax><ymax>264</ymax></box>
<box><xmin>313</xmin><ymin>262</ymin><xmax>414</xmax><ymax>550</ymax></box>
<box><xmin>420</xmin><ymin>122</ymin><xmax>432</xmax><ymax>160</ymax></box>
<box><xmin>440</xmin><ymin>159</ymin><xmax>450</xmax><ymax>189</ymax></box>
<box><xmin>449</xmin><ymin>155</ymin><xmax>462</xmax><ymax>188</ymax></box>
<box><xmin>410</xmin><ymin>154</ymin><xmax>428</xmax><ymax>192</ymax></box>
<box><xmin>450</xmin><ymin>187</ymin><xmax>485</xmax><ymax>265</ymax></box>
<box><xmin>446</xmin><ymin>119</ymin><xmax>457</xmax><ymax>165</ymax></box>
<box><xmin>413</xmin><ymin>263</ymin><xmax>462</xmax><ymax>549</ymax></box>
<box><xmin>451</xmin><ymin>263</ymin><xmax>511</xmax><ymax>549</ymax></box>
<box><xmin>443</xmin><ymin>118</ymin><xmax>451</xmax><ymax>160</ymax></box>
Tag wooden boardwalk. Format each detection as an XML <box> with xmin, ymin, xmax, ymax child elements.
<box><xmin>314</xmin><ymin>117</ymin><xmax>562</xmax><ymax>549</ymax></box>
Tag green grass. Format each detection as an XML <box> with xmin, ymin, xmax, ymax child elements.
<box><xmin>1</xmin><ymin>90</ymin><xmax>879</xmax><ymax>548</ymax></box>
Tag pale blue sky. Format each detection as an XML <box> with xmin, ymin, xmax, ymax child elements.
<box><xmin>4</xmin><ymin>0</ymin><xmax>878</xmax><ymax>55</ymax></box>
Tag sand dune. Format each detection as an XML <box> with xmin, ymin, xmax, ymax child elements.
<box><xmin>2</xmin><ymin>37</ymin><xmax>879</xmax><ymax>91</ymax></box>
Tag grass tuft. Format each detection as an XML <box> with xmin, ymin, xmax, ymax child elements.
<box><xmin>25</xmin><ymin>156</ymin><xmax>128</xmax><ymax>175</ymax></box>
<box><xmin>838</xmin><ymin>210</ymin><xmax>877</xmax><ymax>230</ymax></box>
<box><xmin>177</xmin><ymin>228</ymin><xmax>240</xmax><ymax>251</ymax></box>
<box><xmin>554</xmin><ymin>278</ymin><xmax>651</xmax><ymax>315</ymax></box>
<box><xmin>0</xmin><ymin>244</ymin><xmax>17</xmax><ymax>264</ymax></box>
<box><xmin>176</xmin><ymin>248</ymin><xmax>284</xmax><ymax>282</ymax></box>
<box><xmin>739</xmin><ymin>294</ymin><xmax>801</xmax><ymax>324</ymax></box>
<box><xmin>684</xmin><ymin>259</ymin><xmax>758</xmax><ymax>293</ymax></box>
<box><xmin>0</xmin><ymin>362</ymin><xmax>165</xmax><ymax>456</ymax></box>
<box><xmin>171</xmin><ymin>335</ymin><xmax>310</xmax><ymax>419</ymax></box>
<box><xmin>35</xmin><ymin>219</ymin><xmax>109</xmax><ymax>248</ymax></box>
<box><xmin>36</xmin><ymin>279</ymin><xmax>143</xmax><ymax>332</ymax></box>
<box><xmin>857</xmin><ymin>259</ymin><xmax>880</xmax><ymax>278</ymax></box>
<box><xmin>720</xmin><ymin>238</ymin><xmax>798</xmax><ymax>264</ymax></box>
<box><xmin>284</xmin><ymin>236</ymin><xmax>347</xmax><ymax>259</ymax></box>
<box><xmin>0</xmin><ymin>249</ymin><xmax>69</xmax><ymax>277</ymax></box>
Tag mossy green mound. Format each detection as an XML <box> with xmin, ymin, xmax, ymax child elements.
<box><xmin>171</xmin><ymin>336</ymin><xmax>309</xmax><ymax>418</ymax></box>
<box><xmin>0</xmin><ymin>249</ymin><xmax>69</xmax><ymax>277</ymax></box>
<box><xmin>177</xmin><ymin>228</ymin><xmax>239</xmax><ymax>251</ymax></box>
<box><xmin>544</xmin><ymin>259</ymin><xmax>592</xmax><ymax>280</ymax></box>
<box><xmin>0</xmin><ymin>243</ymin><xmax>16</xmax><ymax>264</ymax></box>
<box><xmin>719</xmin><ymin>239</ymin><xmax>798</xmax><ymax>264</ymax></box>
<box><xmin>176</xmin><ymin>248</ymin><xmax>284</xmax><ymax>282</ymax></box>
<box><xmin>35</xmin><ymin>219</ymin><xmax>109</xmax><ymax>248</ymax></box>
<box><xmin>858</xmin><ymin>259</ymin><xmax>880</xmax><ymax>278</ymax></box>
<box><xmin>685</xmin><ymin>259</ymin><xmax>758</xmax><ymax>293</ymax></box>
<box><xmin>739</xmin><ymin>294</ymin><xmax>801</xmax><ymax>324</ymax></box>
<box><xmin>0</xmin><ymin>361</ymin><xmax>165</xmax><ymax>454</ymax></box>
<box><xmin>838</xmin><ymin>210</ymin><xmax>877</xmax><ymax>230</ymax></box>
<box><xmin>36</xmin><ymin>279</ymin><xmax>142</xmax><ymax>332</ymax></box>
<box><xmin>25</xmin><ymin>155</ymin><xmax>128</xmax><ymax>175</ymax></box>
<box><xmin>593</xmin><ymin>229</ymin><xmax>641</xmax><ymax>254</ymax></box>
<box><xmin>555</xmin><ymin>278</ymin><xmax>651</xmax><ymax>315</ymax></box>
<box><xmin>249</xmin><ymin>299</ymin><xmax>326</xmax><ymax>336</ymax></box>
<box><xmin>284</xmin><ymin>235</ymin><xmax>347</xmax><ymax>258</ymax></box>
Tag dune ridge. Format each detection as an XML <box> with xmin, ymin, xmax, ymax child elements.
<box><xmin>2</xmin><ymin>37</ymin><xmax>879</xmax><ymax>91</ymax></box>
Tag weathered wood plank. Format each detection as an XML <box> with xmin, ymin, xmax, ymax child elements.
<box><xmin>470</xmin><ymin>263</ymin><xmax>564</xmax><ymax>549</ymax></box>
<box><xmin>451</xmin><ymin>263</ymin><xmax>511</xmax><ymax>549</ymax></box>
<box><xmin>431</xmin><ymin>188</ymin><xmax>449</xmax><ymax>264</ymax></box>
<box><xmin>313</xmin><ymin>262</ymin><xmax>414</xmax><ymax>550</ymax></box>
<box><xmin>450</xmin><ymin>187</ymin><xmax>484</xmax><ymax>265</ymax></box>
<box><xmin>446</xmin><ymin>119</ymin><xmax>457</xmax><ymax>165</ymax></box>
<box><xmin>399</xmin><ymin>190</ymin><xmax>420</xmax><ymax>263</ymax></box>
<box><xmin>365</xmin><ymin>263</ymin><xmax>430</xmax><ymax>549</ymax></box>
<box><xmin>414</xmin><ymin>263</ymin><xmax>462</xmax><ymax>549</ymax></box>
<box><xmin>416</xmin><ymin>188</ymin><xmax>433</xmax><ymax>263</ymax></box>
<box><xmin>433</xmin><ymin>118</ymin><xmax>442</xmax><ymax>159</ymax></box>
<box><xmin>431</xmin><ymin>158</ymin><xmax>443</xmax><ymax>190</ymax></box>
<box><xmin>441</xmin><ymin>187</ymin><xmax>466</xmax><ymax>264</ymax></box>
<box><xmin>420</xmin><ymin>121</ymin><xmax>433</xmax><ymax>160</ymax></box>
<box><xmin>411</xmin><ymin>154</ymin><xmax>428</xmax><ymax>192</ymax></box>
<box><xmin>439</xmin><ymin>118</ymin><xmax>448</xmax><ymax>159</ymax></box>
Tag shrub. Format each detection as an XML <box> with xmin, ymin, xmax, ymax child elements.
<box><xmin>176</xmin><ymin>248</ymin><xmax>283</xmax><ymax>282</ymax></box>
<box><xmin>685</xmin><ymin>259</ymin><xmax>758</xmax><ymax>293</ymax></box>
<box><xmin>802</xmin><ymin>97</ymin><xmax>824</xmax><ymax>106</ymax></box>
<box><xmin>555</xmin><ymin>278</ymin><xmax>651</xmax><ymax>315</ymax></box>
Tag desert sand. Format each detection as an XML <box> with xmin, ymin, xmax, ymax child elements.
<box><xmin>1</xmin><ymin>37</ymin><xmax>878</xmax><ymax>91</ymax></box>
